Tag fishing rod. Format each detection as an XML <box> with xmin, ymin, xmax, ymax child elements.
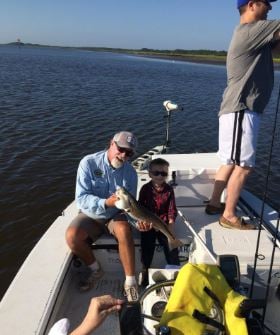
<box><xmin>177</xmin><ymin>210</ymin><xmax>217</xmax><ymax>264</ymax></box>
<box><xmin>262</xmin><ymin>211</ymin><xmax>280</xmax><ymax>323</ymax></box>
<box><xmin>249</xmin><ymin>83</ymin><xmax>280</xmax><ymax>305</ymax></box>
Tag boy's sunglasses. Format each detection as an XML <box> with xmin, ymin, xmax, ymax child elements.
<box><xmin>114</xmin><ymin>142</ymin><xmax>134</xmax><ymax>157</ymax></box>
<box><xmin>150</xmin><ymin>170</ymin><xmax>168</xmax><ymax>177</ymax></box>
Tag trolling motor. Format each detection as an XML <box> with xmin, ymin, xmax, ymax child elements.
<box><xmin>163</xmin><ymin>100</ymin><xmax>183</xmax><ymax>151</ymax></box>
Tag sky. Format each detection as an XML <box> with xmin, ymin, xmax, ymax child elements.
<box><xmin>1</xmin><ymin>0</ymin><xmax>280</xmax><ymax>51</ymax></box>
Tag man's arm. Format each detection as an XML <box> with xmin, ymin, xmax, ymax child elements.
<box><xmin>272</xmin><ymin>29</ymin><xmax>280</xmax><ymax>54</ymax></box>
<box><xmin>75</xmin><ymin>159</ymin><xmax>107</xmax><ymax>215</ymax></box>
<box><xmin>48</xmin><ymin>295</ymin><xmax>124</xmax><ymax>335</ymax></box>
<box><xmin>70</xmin><ymin>295</ymin><xmax>124</xmax><ymax>335</ymax></box>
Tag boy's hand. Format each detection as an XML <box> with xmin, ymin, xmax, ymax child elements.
<box><xmin>167</xmin><ymin>223</ymin><xmax>175</xmax><ymax>234</ymax></box>
<box><xmin>137</xmin><ymin>221</ymin><xmax>153</xmax><ymax>231</ymax></box>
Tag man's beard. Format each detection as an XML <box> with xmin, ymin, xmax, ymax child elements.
<box><xmin>111</xmin><ymin>157</ymin><xmax>124</xmax><ymax>169</ymax></box>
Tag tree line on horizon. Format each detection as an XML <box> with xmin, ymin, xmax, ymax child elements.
<box><xmin>5</xmin><ymin>42</ymin><xmax>280</xmax><ymax>58</ymax></box>
<box><xmin>81</xmin><ymin>46</ymin><xmax>228</xmax><ymax>56</ymax></box>
<box><xmin>5</xmin><ymin>41</ymin><xmax>227</xmax><ymax>56</ymax></box>
<box><xmin>139</xmin><ymin>48</ymin><xmax>227</xmax><ymax>56</ymax></box>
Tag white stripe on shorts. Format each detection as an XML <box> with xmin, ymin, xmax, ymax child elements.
<box><xmin>218</xmin><ymin>110</ymin><xmax>261</xmax><ymax>167</ymax></box>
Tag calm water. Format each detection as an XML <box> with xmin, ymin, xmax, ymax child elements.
<box><xmin>0</xmin><ymin>46</ymin><xmax>279</xmax><ymax>299</ymax></box>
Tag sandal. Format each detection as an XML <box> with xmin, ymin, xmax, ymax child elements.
<box><xmin>219</xmin><ymin>216</ymin><xmax>255</xmax><ymax>230</ymax></box>
<box><xmin>205</xmin><ymin>203</ymin><xmax>225</xmax><ymax>215</ymax></box>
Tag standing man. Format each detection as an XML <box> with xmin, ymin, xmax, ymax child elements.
<box><xmin>65</xmin><ymin>131</ymin><xmax>140</xmax><ymax>301</ymax></box>
<box><xmin>206</xmin><ymin>0</ymin><xmax>280</xmax><ymax>229</ymax></box>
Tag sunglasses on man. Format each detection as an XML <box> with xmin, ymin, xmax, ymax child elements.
<box><xmin>114</xmin><ymin>142</ymin><xmax>134</xmax><ymax>157</ymax></box>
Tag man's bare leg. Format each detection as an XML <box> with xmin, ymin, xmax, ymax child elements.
<box><xmin>113</xmin><ymin>221</ymin><xmax>135</xmax><ymax>276</ymax></box>
<box><xmin>65</xmin><ymin>226</ymin><xmax>96</xmax><ymax>266</ymax></box>
<box><xmin>209</xmin><ymin>165</ymin><xmax>234</xmax><ymax>207</ymax></box>
<box><xmin>222</xmin><ymin>165</ymin><xmax>252</xmax><ymax>222</ymax></box>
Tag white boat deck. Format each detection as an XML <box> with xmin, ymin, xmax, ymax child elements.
<box><xmin>49</xmin><ymin>153</ymin><xmax>280</xmax><ymax>334</ymax></box>
<box><xmin>1</xmin><ymin>152</ymin><xmax>279</xmax><ymax>335</ymax></box>
<box><xmin>157</xmin><ymin>154</ymin><xmax>280</xmax><ymax>281</ymax></box>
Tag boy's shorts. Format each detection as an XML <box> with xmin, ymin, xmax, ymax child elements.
<box><xmin>69</xmin><ymin>211</ymin><xmax>129</xmax><ymax>242</ymax></box>
<box><xmin>218</xmin><ymin>110</ymin><xmax>261</xmax><ymax>167</ymax></box>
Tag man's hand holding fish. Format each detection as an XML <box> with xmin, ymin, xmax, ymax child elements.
<box><xmin>105</xmin><ymin>194</ymin><xmax>118</xmax><ymax>208</ymax></box>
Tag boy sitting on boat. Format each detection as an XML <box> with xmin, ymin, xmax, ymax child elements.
<box><xmin>138</xmin><ymin>158</ymin><xmax>180</xmax><ymax>286</ymax></box>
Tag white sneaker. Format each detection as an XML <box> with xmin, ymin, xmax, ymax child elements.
<box><xmin>79</xmin><ymin>266</ymin><xmax>104</xmax><ymax>292</ymax></box>
<box><xmin>124</xmin><ymin>284</ymin><xmax>139</xmax><ymax>302</ymax></box>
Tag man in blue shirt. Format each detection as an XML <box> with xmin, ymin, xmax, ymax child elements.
<box><xmin>66</xmin><ymin>131</ymin><xmax>139</xmax><ymax>301</ymax></box>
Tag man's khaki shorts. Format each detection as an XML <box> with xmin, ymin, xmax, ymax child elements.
<box><xmin>69</xmin><ymin>211</ymin><xmax>129</xmax><ymax>242</ymax></box>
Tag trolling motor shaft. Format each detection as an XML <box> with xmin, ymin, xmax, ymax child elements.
<box><xmin>163</xmin><ymin>100</ymin><xmax>183</xmax><ymax>151</ymax></box>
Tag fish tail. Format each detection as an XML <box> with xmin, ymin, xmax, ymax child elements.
<box><xmin>168</xmin><ymin>238</ymin><xmax>184</xmax><ymax>251</ymax></box>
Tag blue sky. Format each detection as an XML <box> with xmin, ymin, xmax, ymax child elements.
<box><xmin>1</xmin><ymin>0</ymin><xmax>280</xmax><ymax>50</ymax></box>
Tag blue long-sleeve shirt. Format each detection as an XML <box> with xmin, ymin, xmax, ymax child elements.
<box><xmin>75</xmin><ymin>150</ymin><xmax>137</xmax><ymax>220</ymax></box>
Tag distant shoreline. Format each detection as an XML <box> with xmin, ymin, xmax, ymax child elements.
<box><xmin>0</xmin><ymin>43</ymin><xmax>227</xmax><ymax>66</ymax></box>
<box><xmin>3</xmin><ymin>43</ymin><xmax>280</xmax><ymax>68</ymax></box>
<box><xmin>129</xmin><ymin>51</ymin><xmax>280</xmax><ymax>69</ymax></box>
<box><xmin>128</xmin><ymin>52</ymin><xmax>280</xmax><ymax>68</ymax></box>
<box><xmin>130</xmin><ymin>52</ymin><xmax>226</xmax><ymax>66</ymax></box>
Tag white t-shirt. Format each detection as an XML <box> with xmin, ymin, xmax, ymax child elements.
<box><xmin>48</xmin><ymin>318</ymin><xmax>70</xmax><ymax>335</ymax></box>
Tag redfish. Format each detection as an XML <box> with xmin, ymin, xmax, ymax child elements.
<box><xmin>115</xmin><ymin>187</ymin><xmax>183</xmax><ymax>251</ymax></box>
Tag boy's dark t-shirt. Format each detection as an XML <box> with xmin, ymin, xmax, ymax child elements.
<box><xmin>138</xmin><ymin>181</ymin><xmax>177</xmax><ymax>223</ymax></box>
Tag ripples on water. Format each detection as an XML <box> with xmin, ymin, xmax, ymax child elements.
<box><xmin>0</xmin><ymin>46</ymin><xmax>279</xmax><ymax>299</ymax></box>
